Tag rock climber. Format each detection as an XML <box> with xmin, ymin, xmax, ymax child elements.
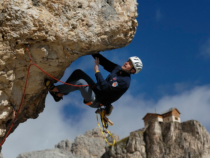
<box><xmin>45</xmin><ymin>53</ymin><xmax>143</xmax><ymax>116</ymax></box>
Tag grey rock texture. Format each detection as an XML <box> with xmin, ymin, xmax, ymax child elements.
<box><xmin>17</xmin><ymin>148</ymin><xmax>76</xmax><ymax>158</ymax></box>
<box><xmin>55</xmin><ymin>139</ymin><xmax>72</xmax><ymax>152</ymax></box>
<box><xmin>71</xmin><ymin>128</ymin><xmax>119</xmax><ymax>158</ymax></box>
<box><xmin>106</xmin><ymin>120</ymin><xmax>210</xmax><ymax>158</ymax></box>
<box><xmin>17</xmin><ymin>127</ymin><xmax>119</xmax><ymax>158</ymax></box>
<box><xmin>15</xmin><ymin>120</ymin><xmax>210</xmax><ymax>158</ymax></box>
<box><xmin>0</xmin><ymin>0</ymin><xmax>138</xmax><ymax>146</ymax></box>
<box><xmin>105</xmin><ymin>130</ymin><xmax>146</xmax><ymax>158</ymax></box>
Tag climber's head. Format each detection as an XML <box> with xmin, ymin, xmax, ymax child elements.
<box><xmin>121</xmin><ymin>56</ymin><xmax>143</xmax><ymax>74</ymax></box>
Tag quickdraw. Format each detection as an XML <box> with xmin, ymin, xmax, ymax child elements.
<box><xmin>96</xmin><ymin>107</ymin><xmax>115</xmax><ymax>146</ymax></box>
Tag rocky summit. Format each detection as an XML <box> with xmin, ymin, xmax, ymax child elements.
<box><xmin>107</xmin><ymin>120</ymin><xmax>210</xmax><ymax>158</ymax></box>
<box><xmin>13</xmin><ymin>120</ymin><xmax>210</xmax><ymax>158</ymax></box>
<box><xmin>16</xmin><ymin>127</ymin><xmax>119</xmax><ymax>158</ymax></box>
<box><xmin>0</xmin><ymin>0</ymin><xmax>138</xmax><ymax>147</ymax></box>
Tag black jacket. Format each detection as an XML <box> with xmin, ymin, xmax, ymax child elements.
<box><xmin>92</xmin><ymin>54</ymin><xmax>131</xmax><ymax>106</ymax></box>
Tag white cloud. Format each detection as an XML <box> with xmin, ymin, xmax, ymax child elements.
<box><xmin>1</xmin><ymin>95</ymin><xmax>90</xmax><ymax>158</ymax></box>
<box><xmin>70</xmin><ymin>84</ymin><xmax>210</xmax><ymax>139</ymax></box>
<box><xmin>2</xmin><ymin>85</ymin><xmax>210</xmax><ymax>158</ymax></box>
<box><xmin>200</xmin><ymin>38</ymin><xmax>210</xmax><ymax>58</ymax></box>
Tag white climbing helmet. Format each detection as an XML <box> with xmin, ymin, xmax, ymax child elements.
<box><xmin>129</xmin><ymin>56</ymin><xmax>143</xmax><ymax>74</ymax></box>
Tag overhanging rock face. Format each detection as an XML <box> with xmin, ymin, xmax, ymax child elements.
<box><xmin>0</xmin><ymin>0</ymin><xmax>138</xmax><ymax>146</ymax></box>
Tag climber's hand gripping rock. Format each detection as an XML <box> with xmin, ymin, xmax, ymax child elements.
<box><xmin>94</xmin><ymin>57</ymin><xmax>99</xmax><ymax>73</ymax></box>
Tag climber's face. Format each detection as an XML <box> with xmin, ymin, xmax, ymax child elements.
<box><xmin>121</xmin><ymin>60</ymin><xmax>135</xmax><ymax>74</ymax></box>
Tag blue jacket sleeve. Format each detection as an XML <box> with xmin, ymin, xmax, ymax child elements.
<box><xmin>92</xmin><ymin>53</ymin><xmax>117</xmax><ymax>72</ymax></box>
<box><xmin>95</xmin><ymin>72</ymin><xmax>128</xmax><ymax>91</ymax></box>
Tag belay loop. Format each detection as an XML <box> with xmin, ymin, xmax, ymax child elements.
<box><xmin>96</xmin><ymin>107</ymin><xmax>115</xmax><ymax>146</ymax></box>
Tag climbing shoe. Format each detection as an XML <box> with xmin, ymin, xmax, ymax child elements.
<box><xmin>49</xmin><ymin>91</ymin><xmax>63</xmax><ymax>102</ymax></box>
<box><xmin>45</xmin><ymin>79</ymin><xmax>55</xmax><ymax>91</ymax></box>
<box><xmin>105</xmin><ymin>104</ymin><xmax>113</xmax><ymax>116</ymax></box>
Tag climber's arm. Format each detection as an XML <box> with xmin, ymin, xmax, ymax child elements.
<box><xmin>92</xmin><ymin>53</ymin><xmax>117</xmax><ymax>72</ymax></box>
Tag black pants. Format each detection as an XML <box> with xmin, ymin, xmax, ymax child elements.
<box><xmin>56</xmin><ymin>69</ymin><xmax>100</xmax><ymax>108</ymax></box>
<box><xmin>66</xmin><ymin>69</ymin><xmax>96</xmax><ymax>88</ymax></box>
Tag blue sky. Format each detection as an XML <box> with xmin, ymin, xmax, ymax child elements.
<box><xmin>136</xmin><ymin>1</ymin><xmax>210</xmax><ymax>98</ymax></box>
<box><xmin>61</xmin><ymin>0</ymin><xmax>210</xmax><ymax>115</ymax></box>
<box><xmin>2</xmin><ymin>1</ymin><xmax>210</xmax><ymax>157</ymax></box>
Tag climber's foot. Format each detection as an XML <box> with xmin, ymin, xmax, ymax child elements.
<box><xmin>45</xmin><ymin>79</ymin><xmax>55</xmax><ymax>91</ymax></box>
<box><xmin>49</xmin><ymin>91</ymin><xmax>63</xmax><ymax>102</ymax></box>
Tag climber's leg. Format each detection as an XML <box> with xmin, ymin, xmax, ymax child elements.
<box><xmin>65</xmin><ymin>69</ymin><xmax>96</xmax><ymax>88</ymax></box>
<box><xmin>50</xmin><ymin>87</ymin><xmax>63</xmax><ymax>97</ymax></box>
<box><xmin>45</xmin><ymin>69</ymin><xmax>96</xmax><ymax>103</ymax></box>
<box><xmin>57</xmin><ymin>79</ymin><xmax>95</xmax><ymax>103</ymax></box>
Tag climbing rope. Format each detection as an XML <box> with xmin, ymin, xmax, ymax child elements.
<box><xmin>25</xmin><ymin>45</ymin><xmax>89</xmax><ymax>87</ymax></box>
<box><xmin>96</xmin><ymin>108</ymin><xmax>115</xmax><ymax>146</ymax></box>
<box><xmin>0</xmin><ymin>44</ymin><xmax>114</xmax><ymax>147</ymax></box>
<box><xmin>0</xmin><ymin>59</ymin><xmax>32</xmax><ymax>146</ymax></box>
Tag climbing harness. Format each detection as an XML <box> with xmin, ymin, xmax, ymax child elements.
<box><xmin>96</xmin><ymin>107</ymin><xmax>115</xmax><ymax>146</ymax></box>
<box><xmin>0</xmin><ymin>44</ymin><xmax>115</xmax><ymax>147</ymax></box>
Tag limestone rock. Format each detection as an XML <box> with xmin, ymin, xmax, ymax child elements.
<box><xmin>17</xmin><ymin>148</ymin><xmax>76</xmax><ymax>158</ymax></box>
<box><xmin>0</xmin><ymin>0</ymin><xmax>138</xmax><ymax>147</ymax></box>
<box><xmin>71</xmin><ymin>127</ymin><xmax>116</xmax><ymax>158</ymax></box>
<box><xmin>17</xmin><ymin>127</ymin><xmax>120</xmax><ymax>158</ymax></box>
<box><xmin>55</xmin><ymin>139</ymin><xmax>72</xmax><ymax>152</ymax></box>
<box><xmin>105</xmin><ymin>120</ymin><xmax>210</xmax><ymax>158</ymax></box>
<box><xmin>14</xmin><ymin>121</ymin><xmax>210</xmax><ymax>158</ymax></box>
<box><xmin>106</xmin><ymin>131</ymin><xmax>146</xmax><ymax>158</ymax></box>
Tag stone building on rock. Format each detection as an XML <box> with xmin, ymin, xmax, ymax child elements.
<box><xmin>142</xmin><ymin>108</ymin><xmax>181</xmax><ymax>126</ymax></box>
